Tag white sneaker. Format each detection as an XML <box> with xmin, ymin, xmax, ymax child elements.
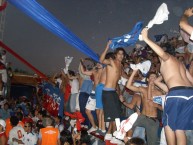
<box><xmin>87</xmin><ymin>126</ymin><xmax>98</xmax><ymax>133</ymax></box>
<box><xmin>110</xmin><ymin>137</ymin><xmax>124</xmax><ymax>145</ymax></box>
<box><xmin>84</xmin><ymin>125</ymin><xmax>88</xmax><ymax>129</ymax></box>
<box><xmin>104</xmin><ymin>133</ymin><xmax>112</xmax><ymax>140</ymax></box>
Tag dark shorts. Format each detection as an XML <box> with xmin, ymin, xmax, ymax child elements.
<box><xmin>163</xmin><ymin>86</ymin><xmax>193</xmax><ymax>131</ymax></box>
<box><xmin>102</xmin><ymin>88</ymin><xmax>121</xmax><ymax>122</ymax></box>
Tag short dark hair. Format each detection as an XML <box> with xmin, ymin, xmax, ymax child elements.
<box><xmin>56</xmin><ymin>115</ymin><xmax>62</xmax><ymax>122</ymax></box>
<box><xmin>10</xmin><ymin>116</ymin><xmax>19</xmax><ymax>126</ymax></box>
<box><xmin>114</xmin><ymin>47</ymin><xmax>126</xmax><ymax>57</ymax></box>
<box><xmin>16</xmin><ymin>112</ymin><xmax>23</xmax><ymax>121</ymax></box>
<box><xmin>126</xmin><ymin>137</ymin><xmax>145</xmax><ymax>145</ymax></box>
<box><xmin>105</xmin><ymin>52</ymin><xmax>115</xmax><ymax>59</ymax></box>
<box><xmin>60</xmin><ymin>130</ymin><xmax>73</xmax><ymax>145</ymax></box>
<box><xmin>68</xmin><ymin>70</ymin><xmax>76</xmax><ymax>76</ymax></box>
<box><xmin>146</xmin><ymin>71</ymin><xmax>157</xmax><ymax>79</ymax></box>
<box><xmin>80</xmin><ymin>130</ymin><xmax>91</xmax><ymax>144</ymax></box>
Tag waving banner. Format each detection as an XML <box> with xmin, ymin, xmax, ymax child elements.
<box><xmin>8</xmin><ymin>0</ymin><xmax>99</xmax><ymax>62</ymax></box>
<box><xmin>109</xmin><ymin>22</ymin><xmax>143</xmax><ymax>50</ymax></box>
<box><xmin>42</xmin><ymin>82</ymin><xmax>64</xmax><ymax>117</ymax></box>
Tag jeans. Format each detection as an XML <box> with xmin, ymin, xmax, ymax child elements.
<box><xmin>79</xmin><ymin>92</ymin><xmax>90</xmax><ymax>126</ymax></box>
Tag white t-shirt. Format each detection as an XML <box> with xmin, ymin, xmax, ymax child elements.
<box><xmin>8</xmin><ymin>126</ymin><xmax>25</xmax><ymax>145</ymax></box>
<box><xmin>70</xmin><ymin>79</ymin><xmax>79</xmax><ymax>94</ymax></box>
<box><xmin>22</xmin><ymin>132</ymin><xmax>38</xmax><ymax>145</ymax></box>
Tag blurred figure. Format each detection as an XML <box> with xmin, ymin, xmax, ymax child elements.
<box><xmin>37</xmin><ymin>116</ymin><xmax>60</xmax><ymax>145</ymax></box>
<box><xmin>54</xmin><ymin>116</ymin><xmax>64</xmax><ymax>133</ymax></box>
<box><xmin>23</xmin><ymin>122</ymin><xmax>37</xmax><ymax>145</ymax></box>
<box><xmin>8</xmin><ymin>116</ymin><xmax>25</xmax><ymax>145</ymax></box>
<box><xmin>0</xmin><ymin>119</ymin><xmax>6</xmax><ymax>145</ymax></box>
<box><xmin>60</xmin><ymin>130</ymin><xmax>73</xmax><ymax>145</ymax></box>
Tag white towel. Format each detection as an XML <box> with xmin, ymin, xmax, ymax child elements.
<box><xmin>139</xmin><ymin>3</ymin><xmax>169</xmax><ymax>41</ymax></box>
<box><xmin>147</xmin><ymin>3</ymin><xmax>169</xmax><ymax>29</ymax></box>
<box><xmin>113</xmin><ymin>113</ymin><xmax>138</xmax><ymax>140</ymax></box>
<box><xmin>130</xmin><ymin>60</ymin><xmax>151</xmax><ymax>75</ymax></box>
<box><xmin>65</xmin><ymin>56</ymin><xmax>73</xmax><ymax>67</ymax></box>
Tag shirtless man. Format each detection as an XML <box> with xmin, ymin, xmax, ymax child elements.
<box><xmin>126</xmin><ymin>70</ymin><xmax>162</xmax><ymax>145</ymax></box>
<box><xmin>100</xmin><ymin>41</ymin><xmax>126</xmax><ymax>140</ymax></box>
<box><xmin>95</xmin><ymin>52</ymin><xmax>114</xmax><ymax>136</ymax></box>
<box><xmin>80</xmin><ymin>59</ymin><xmax>103</xmax><ymax>133</ymax></box>
<box><xmin>141</xmin><ymin>26</ymin><xmax>193</xmax><ymax>145</ymax></box>
<box><xmin>179</xmin><ymin>7</ymin><xmax>193</xmax><ymax>39</ymax></box>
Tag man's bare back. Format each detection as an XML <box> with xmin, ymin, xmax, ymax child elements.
<box><xmin>160</xmin><ymin>56</ymin><xmax>192</xmax><ymax>88</ymax></box>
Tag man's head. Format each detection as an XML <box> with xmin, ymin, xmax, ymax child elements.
<box><xmin>68</xmin><ymin>70</ymin><xmax>76</xmax><ymax>77</ymax></box>
<box><xmin>114</xmin><ymin>47</ymin><xmax>126</xmax><ymax>62</ymax></box>
<box><xmin>126</xmin><ymin>137</ymin><xmax>145</xmax><ymax>145</ymax></box>
<box><xmin>146</xmin><ymin>72</ymin><xmax>157</xmax><ymax>84</ymax></box>
<box><xmin>4</xmin><ymin>103</ymin><xmax>9</xmax><ymax>110</ymax></box>
<box><xmin>42</xmin><ymin>116</ymin><xmax>54</xmax><ymax>127</ymax></box>
<box><xmin>54</xmin><ymin>115</ymin><xmax>62</xmax><ymax>124</ymax></box>
<box><xmin>24</xmin><ymin>122</ymin><xmax>32</xmax><ymax>133</ymax></box>
<box><xmin>16</xmin><ymin>112</ymin><xmax>23</xmax><ymax>121</ymax></box>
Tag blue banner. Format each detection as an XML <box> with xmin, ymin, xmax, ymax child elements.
<box><xmin>8</xmin><ymin>0</ymin><xmax>99</xmax><ymax>62</ymax></box>
<box><xmin>109</xmin><ymin>22</ymin><xmax>143</xmax><ymax>50</ymax></box>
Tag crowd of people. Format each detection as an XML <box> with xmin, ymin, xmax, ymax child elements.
<box><xmin>0</xmin><ymin>7</ymin><xmax>193</xmax><ymax>145</ymax></box>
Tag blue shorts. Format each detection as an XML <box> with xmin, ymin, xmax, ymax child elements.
<box><xmin>163</xmin><ymin>86</ymin><xmax>193</xmax><ymax>131</ymax></box>
<box><xmin>95</xmin><ymin>83</ymin><xmax>104</xmax><ymax>109</ymax></box>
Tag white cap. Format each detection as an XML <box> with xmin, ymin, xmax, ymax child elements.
<box><xmin>0</xmin><ymin>119</ymin><xmax>6</xmax><ymax>130</ymax></box>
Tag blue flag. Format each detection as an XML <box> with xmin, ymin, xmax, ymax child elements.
<box><xmin>109</xmin><ymin>22</ymin><xmax>143</xmax><ymax>50</ymax></box>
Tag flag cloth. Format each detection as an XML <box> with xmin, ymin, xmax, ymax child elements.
<box><xmin>109</xmin><ymin>22</ymin><xmax>143</xmax><ymax>50</ymax></box>
<box><xmin>42</xmin><ymin>82</ymin><xmax>64</xmax><ymax>117</ymax></box>
<box><xmin>8</xmin><ymin>0</ymin><xmax>99</xmax><ymax>62</ymax></box>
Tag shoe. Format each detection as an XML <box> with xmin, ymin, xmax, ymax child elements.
<box><xmin>95</xmin><ymin>129</ymin><xmax>101</xmax><ymax>135</ymax></box>
<box><xmin>84</xmin><ymin>125</ymin><xmax>88</xmax><ymax>129</ymax></box>
<box><xmin>100</xmin><ymin>130</ymin><xmax>106</xmax><ymax>136</ymax></box>
<box><xmin>104</xmin><ymin>133</ymin><xmax>112</xmax><ymax>140</ymax></box>
<box><xmin>87</xmin><ymin>126</ymin><xmax>98</xmax><ymax>134</ymax></box>
<box><xmin>110</xmin><ymin>137</ymin><xmax>124</xmax><ymax>145</ymax></box>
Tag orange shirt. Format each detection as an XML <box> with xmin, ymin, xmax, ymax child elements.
<box><xmin>5</xmin><ymin>118</ymin><xmax>12</xmax><ymax>138</ymax></box>
<box><xmin>40</xmin><ymin>127</ymin><xmax>59</xmax><ymax>145</ymax></box>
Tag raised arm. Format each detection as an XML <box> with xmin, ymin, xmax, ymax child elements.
<box><xmin>100</xmin><ymin>41</ymin><xmax>111</xmax><ymax>65</ymax></box>
<box><xmin>119</xmin><ymin>95</ymin><xmax>135</xmax><ymax>109</ymax></box>
<box><xmin>141</xmin><ymin>28</ymin><xmax>170</xmax><ymax>61</ymax></box>
<box><xmin>154</xmin><ymin>75</ymin><xmax>168</xmax><ymax>93</ymax></box>
<box><xmin>179</xmin><ymin>7</ymin><xmax>193</xmax><ymax>35</ymax></box>
<box><xmin>79</xmin><ymin>59</ymin><xmax>93</xmax><ymax>76</ymax></box>
<box><xmin>126</xmin><ymin>70</ymin><xmax>141</xmax><ymax>93</ymax></box>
